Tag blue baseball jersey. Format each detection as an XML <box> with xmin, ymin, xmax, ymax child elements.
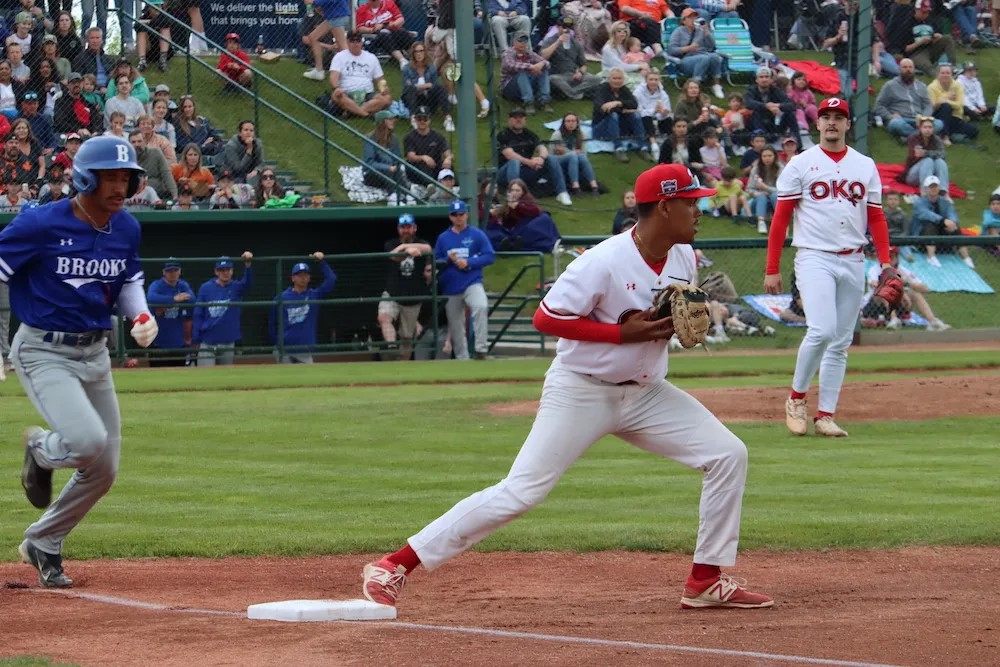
<box><xmin>433</xmin><ymin>225</ymin><xmax>495</xmax><ymax>296</ymax></box>
<box><xmin>269</xmin><ymin>262</ymin><xmax>337</xmax><ymax>348</ymax></box>
<box><xmin>0</xmin><ymin>199</ymin><xmax>143</xmax><ymax>332</ymax></box>
<box><xmin>192</xmin><ymin>269</ymin><xmax>253</xmax><ymax>345</ymax></box>
<box><xmin>146</xmin><ymin>277</ymin><xmax>195</xmax><ymax>349</ymax></box>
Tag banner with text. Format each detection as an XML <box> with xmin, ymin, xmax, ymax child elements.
<box><xmin>202</xmin><ymin>0</ymin><xmax>304</xmax><ymax>52</ymax></box>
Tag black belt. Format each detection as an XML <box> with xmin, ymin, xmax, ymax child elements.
<box><xmin>42</xmin><ymin>330</ymin><xmax>107</xmax><ymax>347</ymax></box>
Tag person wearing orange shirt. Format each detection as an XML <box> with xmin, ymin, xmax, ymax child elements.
<box><xmin>617</xmin><ymin>0</ymin><xmax>671</xmax><ymax>60</ymax></box>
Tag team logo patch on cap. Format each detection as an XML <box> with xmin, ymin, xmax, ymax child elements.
<box><xmin>659</xmin><ymin>180</ymin><xmax>678</xmax><ymax>197</ymax></box>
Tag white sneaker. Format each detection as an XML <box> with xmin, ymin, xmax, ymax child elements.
<box><xmin>478</xmin><ymin>99</ymin><xmax>490</xmax><ymax>118</ymax></box>
<box><xmin>964</xmin><ymin>256</ymin><xmax>976</xmax><ymax>269</ymax></box>
<box><xmin>302</xmin><ymin>68</ymin><xmax>325</xmax><ymax>81</ymax></box>
<box><xmin>757</xmin><ymin>218</ymin><xmax>768</xmax><ymax>234</ymax></box>
<box><xmin>443</xmin><ymin>115</ymin><xmax>455</xmax><ymax>132</ymax></box>
<box><xmin>927</xmin><ymin>255</ymin><xmax>942</xmax><ymax>268</ymax></box>
<box><xmin>650</xmin><ymin>142</ymin><xmax>660</xmax><ymax>161</ymax></box>
<box><xmin>713</xmin><ymin>329</ymin><xmax>731</xmax><ymax>344</ymax></box>
<box><xmin>711</xmin><ymin>84</ymin><xmax>725</xmax><ymax>99</ymax></box>
<box><xmin>814</xmin><ymin>415</ymin><xmax>848</xmax><ymax>437</ymax></box>
<box><xmin>556</xmin><ymin>192</ymin><xmax>572</xmax><ymax>206</ymax></box>
<box><xmin>448</xmin><ymin>94</ymin><xmax>458</xmax><ymax>105</ymax></box>
<box><xmin>927</xmin><ymin>319</ymin><xmax>952</xmax><ymax>331</ymax></box>
<box><xmin>785</xmin><ymin>398</ymin><xmax>808</xmax><ymax>436</ymax></box>
<box><xmin>885</xmin><ymin>316</ymin><xmax>902</xmax><ymax>330</ymax></box>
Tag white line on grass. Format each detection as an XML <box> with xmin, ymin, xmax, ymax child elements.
<box><xmin>30</xmin><ymin>589</ymin><xmax>901</xmax><ymax>667</ymax></box>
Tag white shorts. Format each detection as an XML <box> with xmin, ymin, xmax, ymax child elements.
<box><xmin>428</xmin><ymin>26</ymin><xmax>456</xmax><ymax>60</ymax></box>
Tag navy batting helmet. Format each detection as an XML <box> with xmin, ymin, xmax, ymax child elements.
<box><xmin>72</xmin><ymin>135</ymin><xmax>145</xmax><ymax>198</ymax></box>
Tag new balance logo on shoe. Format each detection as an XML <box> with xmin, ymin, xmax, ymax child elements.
<box><xmin>362</xmin><ymin>558</ymin><xmax>408</xmax><ymax>606</ymax></box>
<box><xmin>680</xmin><ymin>573</ymin><xmax>773</xmax><ymax>609</ymax></box>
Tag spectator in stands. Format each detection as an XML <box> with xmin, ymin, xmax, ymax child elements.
<box><xmin>174</xmin><ymin>94</ymin><xmax>222</xmax><ymax>156</ymax></box>
<box><xmin>904</xmin><ymin>2</ymin><xmax>957</xmax><ymax>75</ymax></box>
<box><xmin>928</xmin><ymin>63</ymin><xmax>978</xmax><ymax>143</ymax></box>
<box><xmin>611</xmin><ymin>188</ymin><xmax>637</xmax><ymax>234</ymax></box>
<box><xmin>51</xmin><ymin>131</ymin><xmax>80</xmax><ymax>172</ymax></box>
<box><xmin>722</xmin><ymin>92</ymin><xmax>750</xmax><ymax>150</ymax></box>
<box><xmin>363</xmin><ymin>109</ymin><xmax>409</xmax><ymax>191</ymax></box>
<box><xmin>634</xmin><ymin>70</ymin><xmax>672</xmax><ymax>161</ymax></box>
<box><xmin>105</xmin><ymin>58</ymin><xmax>149</xmax><ymax>104</ymax></box>
<box><xmin>328</xmin><ymin>30</ymin><xmax>393</xmax><ymax>118</ymax></box>
<box><xmin>561</xmin><ymin>0</ymin><xmax>612</xmax><ymax>60</ymax></box>
<box><xmin>19</xmin><ymin>91</ymin><xmax>55</xmax><ymax>153</ymax></box>
<box><xmin>673</xmin><ymin>78</ymin><xmax>721</xmax><ymax>153</ymax></box>
<box><xmin>486</xmin><ymin>178</ymin><xmax>561</xmax><ymax>252</ymax></box>
<box><xmin>6</xmin><ymin>43</ymin><xmax>30</xmax><ymax>83</ymax></box>
<box><xmin>748</xmin><ymin>145</ymin><xmax>781</xmax><ymax>234</ymax></box>
<box><xmin>657</xmin><ymin>117</ymin><xmax>697</xmax><ymax>170</ymax></box>
<box><xmin>130</xmin><ymin>129</ymin><xmax>177</xmax><ymax>199</ymax></box>
<box><xmin>778</xmin><ymin>134</ymin><xmax>798</xmax><ymax>165</ymax></box>
<box><xmin>38</xmin><ymin>168</ymin><xmax>70</xmax><ymax>204</ymax></box>
<box><xmin>172</xmin><ymin>142</ymin><xmax>215</xmax><ymax>200</ymax></box>
<box><xmin>539</xmin><ymin>16</ymin><xmax>601</xmax><ymax>101</ymax></box>
<box><xmin>254</xmin><ymin>168</ymin><xmax>286</xmax><ymax>208</ymax></box>
<box><xmin>124</xmin><ymin>173</ymin><xmax>160</xmax><ymax>210</ymax></box>
<box><xmin>8</xmin><ymin>117</ymin><xmax>44</xmax><ymax>182</ymax></box>
<box><xmin>79</xmin><ymin>0</ymin><xmax>109</xmax><ymax>43</ymax></box>
<box><xmin>172</xmin><ymin>182</ymin><xmax>198</xmax><ymax>210</ymax></box>
<box><xmin>0</xmin><ymin>181</ymin><xmax>30</xmax><ymax>210</ymax></box>
<box><xmin>193</xmin><ymin>253</ymin><xmax>255</xmax><ymax>367</ymax></box>
<box><xmin>72</xmin><ymin>28</ymin><xmax>114</xmax><ymax>93</ymax></box>
<box><xmin>7</xmin><ymin>11</ymin><xmax>38</xmax><ymax>58</ymax></box>
<box><xmin>496</xmin><ymin>107</ymin><xmax>572</xmax><ymax>205</ymax></box>
<box><xmin>150</xmin><ymin>83</ymin><xmax>177</xmax><ymax>120</ymax></box>
<box><xmin>601</xmin><ymin>20</ymin><xmax>650</xmax><ymax>85</ymax></box>
<box><xmin>787</xmin><ymin>71</ymin><xmax>817</xmax><ymax>133</ymax></box>
<box><xmin>944</xmin><ymin>0</ymin><xmax>981</xmax><ymax>51</ymax></box>
<box><xmin>500</xmin><ymin>32</ymin><xmax>553</xmax><ymax>115</ymax></box>
<box><xmin>488</xmin><ymin>0</ymin><xmax>532</xmax><ymax>51</ymax></box>
<box><xmin>698</xmin><ymin>127</ymin><xmax>725</xmax><ymax>184</ymax></box>
<box><xmin>549</xmin><ymin>111</ymin><xmax>598</xmax><ymax>196</ymax></box>
<box><xmin>209</xmin><ymin>169</ymin><xmax>254</xmax><ymax>208</ymax></box>
<box><xmin>103</xmin><ymin>110</ymin><xmax>127</xmax><ymax>138</ymax></box>
<box><xmin>270</xmin><ymin>253</ymin><xmax>337</xmax><ymax>364</ymax></box>
<box><xmin>145</xmin><ymin>258</ymin><xmax>195</xmax><ymax>367</ymax></box>
<box><xmin>401</xmin><ymin>42</ymin><xmax>452</xmax><ymax>130</ymax></box>
<box><xmin>779</xmin><ymin>270</ymin><xmax>805</xmax><ymax>324</ymax></box>
<box><xmin>435</xmin><ymin>199</ymin><xmax>495</xmax><ymax>360</ymax></box>
<box><xmin>104</xmin><ymin>74</ymin><xmax>145</xmax><ymax>132</ymax></box>
<box><xmin>668</xmin><ymin>9</ymin><xmax>725</xmax><ymax>100</ymax></box>
<box><xmin>150</xmin><ymin>97</ymin><xmax>176</xmax><ymax>148</ymax></box>
<box><xmin>743</xmin><ymin>66</ymin><xmax>798</xmax><ymax>140</ymax></box>
<box><xmin>956</xmin><ymin>62</ymin><xmax>992</xmax><ymax>121</ymax></box>
<box><xmin>883</xmin><ymin>191</ymin><xmax>910</xmax><ymax>238</ymax></box>
<box><xmin>425</xmin><ymin>168</ymin><xmax>456</xmax><ymax>203</ymax></box>
<box><xmin>710</xmin><ymin>165</ymin><xmax>749</xmax><ymax>221</ymax></box>
<box><xmin>138</xmin><ymin>114</ymin><xmax>175</xmax><ymax>164</ymax></box>
<box><xmin>356</xmin><ymin>0</ymin><xmax>414</xmax><ymax>69</ymax></box>
<box><xmin>863</xmin><ymin>247</ymin><xmax>950</xmax><ymax>331</ymax></box>
<box><xmin>218</xmin><ymin>33</ymin><xmax>252</xmax><ymax>91</ymax></box>
<box><xmin>738</xmin><ymin>128</ymin><xmax>766</xmax><ymax>175</ymax></box>
<box><xmin>220</xmin><ymin>120</ymin><xmax>264</xmax><ymax>184</ymax></box>
<box><xmin>0</xmin><ymin>61</ymin><xmax>23</xmax><ymax>122</ymax></box>
<box><xmin>27</xmin><ymin>58</ymin><xmax>61</xmax><ymax>114</ymax></box>
<box><xmin>823</xmin><ymin>0</ymin><xmax>891</xmax><ymax>97</ymax></box>
<box><xmin>617</xmin><ymin>0</ymin><xmax>669</xmax><ymax>60</ymax></box>
<box><xmin>592</xmin><ymin>67</ymin><xmax>643</xmax><ymax>163</ymax></box>
<box><xmin>403</xmin><ymin>105</ymin><xmax>452</xmax><ymax>186</ymax></box>
<box><xmin>53</xmin><ymin>72</ymin><xmax>101</xmax><ymax>136</ymax></box>
<box><xmin>378</xmin><ymin>213</ymin><xmax>431</xmax><ymax>360</ymax></box>
<box><xmin>901</xmin><ymin>115</ymin><xmax>949</xmax><ymax>192</ymax></box>
<box><xmin>689</xmin><ymin>0</ymin><xmax>740</xmax><ymax>20</ymax></box>
<box><xmin>80</xmin><ymin>73</ymin><xmax>104</xmax><ymax>112</ymax></box>
<box><xmin>982</xmin><ymin>194</ymin><xmax>1000</xmax><ymax>237</ymax></box>
<box><xmin>874</xmin><ymin>58</ymin><xmax>943</xmax><ymax>138</ymax></box>
<box><xmin>303</xmin><ymin>0</ymin><xmax>350</xmax><ymax>81</ymax></box>
<box><xmin>135</xmin><ymin>0</ymin><xmax>173</xmax><ymax>73</ymax></box>
<box><xmin>39</xmin><ymin>35</ymin><xmax>72</xmax><ymax>82</ymax></box>
<box><xmin>912</xmin><ymin>175</ymin><xmax>973</xmax><ymax>268</ymax></box>
<box><xmin>53</xmin><ymin>11</ymin><xmax>83</xmax><ymax>63</ymax></box>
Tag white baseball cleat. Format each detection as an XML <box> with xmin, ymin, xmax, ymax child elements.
<box><xmin>814</xmin><ymin>415</ymin><xmax>848</xmax><ymax>437</ymax></box>
<box><xmin>785</xmin><ymin>398</ymin><xmax>808</xmax><ymax>436</ymax></box>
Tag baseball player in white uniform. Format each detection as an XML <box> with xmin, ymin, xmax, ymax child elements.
<box><xmin>763</xmin><ymin>98</ymin><xmax>892</xmax><ymax>437</ymax></box>
<box><xmin>362</xmin><ymin>164</ymin><xmax>773</xmax><ymax>611</ymax></box>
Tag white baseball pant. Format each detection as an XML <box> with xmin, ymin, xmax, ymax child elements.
<box><xmin>409</xmin><ymin>361</ymin><xmax>748</xmax><ymax>570</ymax></box>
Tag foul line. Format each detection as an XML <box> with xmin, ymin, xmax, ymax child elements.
<box><xmin>29</xmin><ymin>589</ymin><xmax>901</xmax><ymax>667</ymax></box>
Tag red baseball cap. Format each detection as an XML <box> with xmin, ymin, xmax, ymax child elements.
<box><xmin>634</xmin><ymin>164</ymin><xmax>716</xmax><ymax>204</ymax></box>
<box><xmin>818</xmin><ymin>97</ymin><xmax>850</xmax><ymax>117</ymax></box>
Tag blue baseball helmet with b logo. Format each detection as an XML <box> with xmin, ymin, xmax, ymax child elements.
<box><xmin>71</xmin><ymin>135</ymin><xmax>146</xmax><ymax>198</ymax></box>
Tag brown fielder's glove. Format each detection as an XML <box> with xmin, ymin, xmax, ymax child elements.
<box><xmin>875</xmin><ymin>267</ymin><xmax>905</xmax><ymax>308</ymax></box>
<box><xmin>653</xmin><ymin>283</ymin><xmax>711</xmax><ymax>348</ymax></box>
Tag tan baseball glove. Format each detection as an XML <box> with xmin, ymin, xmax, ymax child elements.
<box><xmin>653</xmin><ymin>284</ymin><xmax>711</xmax><ymax>348</ymax></box>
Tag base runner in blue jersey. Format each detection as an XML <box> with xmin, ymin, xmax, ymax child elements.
<box><xmin>0</xmin><ymin>135</ymin><xmax>158</xmax><ymax>588</ymax></box>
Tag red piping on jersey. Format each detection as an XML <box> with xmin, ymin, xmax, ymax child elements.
<box><xmin>820</xmin><ymin>147</ymin><xmax>848</xmax><ymax>162</ymax></box>
<box><xmin>534</xmin><ymin>305</ymin><xmax>622</xmax><ymax>344</ymax></box>
<box><xmin>765</xmin><ymin>198</ymin><xmax>797</xmax><ymax>275</ymax></box>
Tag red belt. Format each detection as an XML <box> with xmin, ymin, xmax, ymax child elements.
<box><xmin>832</xmin><ymin>247</ymin><xmax>863</xmax><ymax>255</ymax></box>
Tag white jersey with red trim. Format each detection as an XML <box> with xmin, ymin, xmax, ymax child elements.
<box><xmin>539</xmin><ymin>232</ymin><xmax>697</xmax><ymax>384</ymax></box>
<box><xmin>777</xmin><ymin>145</ymin><xmax>882</xmax><ymax>253</ymax></box>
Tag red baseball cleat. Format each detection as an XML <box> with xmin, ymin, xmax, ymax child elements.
<box><xmin>680</xmin><ymin>573</ymin><xmax>774</xmax><ymax>609</ymax></box>
<box><xmin>362</xmin><ymin>557</ymin><xmax>408</xmax><ymax>606</ymax></box>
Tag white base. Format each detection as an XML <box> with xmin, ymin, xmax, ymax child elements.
<box><xmin>247</xmin><ymin>598</ymin><xmax>396</xmax><ymax>622</ymax></box>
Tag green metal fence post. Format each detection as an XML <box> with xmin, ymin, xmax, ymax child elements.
<box><xmin>323</xmin><ymin>115</ymin><xmax>330</xmax><ymax>196</ymax></box>
<box><xmin>185</xmin><ymin>47</ymin><xmax>192</xmax><ymax>95</ymax></box>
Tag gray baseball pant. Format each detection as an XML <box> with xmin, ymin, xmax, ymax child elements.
<box><xmin>0</xmin><ymin>283</ymin><xmax>10</xmax><ymax>358</ymax></box>
<box><xmin>10</xmin><ymin>325</ymin><xmax>121</xmax><ymax>556</ymax></box>
<box><xmin>445</xmin><ymin>283</ymin><xmax>489</xmax><ymax>359</ymax></box>
<box><xmin>198</xmin><ymin>343</ymin><xmax>235</xmax><ymax>367</ymax></box>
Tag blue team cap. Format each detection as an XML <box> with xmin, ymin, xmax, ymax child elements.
<box><xmin>398</xmin><ymin>212</ymin><xmax>415</xmax><ymax>226</ymax></box>
<box><xmin>291</xmin><ymin>262</ymin><xmax>310</xmax><ymax>275</ymax></box>
<box><xmin>163</xmin><ymin>258</ymin><xmax>181</xmax><ymax>270</ymax></box>
<box><xmin>750</xmin><ymin>129</ymin><xmax>766</xmax><ymax>138</ymax></box>
<box><xmin>215</xmin><ymin>257</ymin><xmax>233</xmax><ymax>270</ymax></box>
<box><xmin>449</xmin><ymin>199</ymin><xmax>468</xmax><ymax>215</ymax></box>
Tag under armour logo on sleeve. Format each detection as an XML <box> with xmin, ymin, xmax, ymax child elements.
<box><xmin>60</xmin><ymin>238</ymin><xmax>73</xmax><ymax>246</ymax></box>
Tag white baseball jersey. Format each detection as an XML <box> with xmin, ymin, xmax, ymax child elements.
<box><xmin>539</xmin><ymin>232</ymin><xmax>697</xmax><ymax>384</ymax></box>
<box><xmin>777</xmin><ymin>145</ymin><xmax>882</xmax><ymax>253</ymax></box>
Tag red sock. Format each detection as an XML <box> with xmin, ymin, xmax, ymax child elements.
<box><xmin>790</xmin><ymin>390</ymin><xmax>807</xmax><ymax>400</ymax></box>
<box><xmin>386</xmin><ymin>544</ymin><xmax>421</xmax><ymax>573</ymax></box>
<box><xmin>815</xmin><ymin>411</ymin><xmax>834</xmax><ymax>422</ymax></box>
<box><xmin>691</xmin><ymin>563</ymin><xmax>721</xmax><ymax>581</ymax></box>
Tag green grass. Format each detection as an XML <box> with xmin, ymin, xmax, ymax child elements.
<box><xmin>0</xmin><ymin>660</ymin><xmax>81</xmax><ymax>667</ymax></box>
<box><xmin>2</xmin><ymin>354</ymin><xmax>998</xmax><ymax>561</ymax></box>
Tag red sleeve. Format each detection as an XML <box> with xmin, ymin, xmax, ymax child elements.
<box><xmin>533</xmin><ymin>306</ymin><xmax>622</xmax><ymax>344</ymax></box>
<box><xmin>867</xmin><ymin>204</ymin><xmax>891</xmax><ymax>266</ymax></box>
<box><xmin>765</xmin><ymin>198</ymin><xmax>797</xmax><ymax>275</ymax></box>
<box><xmin>238</xmin><ymin>51</ymin><xmax>250</xmax><ymax>67</ymax></box>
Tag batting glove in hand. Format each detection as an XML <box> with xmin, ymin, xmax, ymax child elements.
<box><xmin>874</xmin><ymin>267</ymin><xmax>905</xmax><ymax>308</ymax></box>
<box><xmin>130</xmin><ymin>313</ymin><xmax>159</xmax><ymax>348</ymax></box>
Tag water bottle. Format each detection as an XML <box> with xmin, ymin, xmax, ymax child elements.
<box><xmin>305</xmin><ymin>0</ymin><xmax>314</xmax><ymax>17</ymax></box>
<box><xmin>255</xmin><ymin>34</ymin><xmax>265</xmax><ymax>55</ymax></box>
